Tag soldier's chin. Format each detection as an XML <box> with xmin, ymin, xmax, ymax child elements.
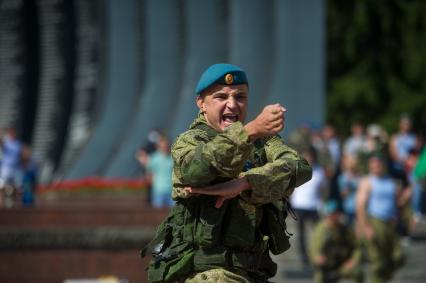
<box><xmin>222</xmin><ymin>121</ymin><xmax>236</xmax><ymax>129</ymax></box>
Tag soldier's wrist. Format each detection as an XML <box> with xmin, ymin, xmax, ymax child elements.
<box><xmin>239</xmin><ymin>176</ymin><xmax>251</xmax><ymax>191</ymax></box>
<box><xmin>244</xmin><ymin>122</ymin><xmax>260</xmax><ymax>142</ymax></box>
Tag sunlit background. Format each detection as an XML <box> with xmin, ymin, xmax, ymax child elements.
<box><xmin>0</xmin><ymin>0</ymin><xmax>425</xmax><ymax>283</ymax></box>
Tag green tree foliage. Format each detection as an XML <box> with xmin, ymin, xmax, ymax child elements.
<box><xmin>327</xmin><ymin>0</ymin><xmax>426</xmax><ymax>136</ymax></box>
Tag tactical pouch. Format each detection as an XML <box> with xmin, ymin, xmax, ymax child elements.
<box><xmin>263</xmin><ymin>201</ymin><xmax>291</xmax><ymax>255</ymax></box>
<box><xmin>195</xmin><ymin>196</ymin><xmax>229</xmax><ymax>248</ymax></box>
<box><xmin>143</xmin><ymin>202</ymin><xmax>195</xmax><ymax>283</ymax></box>
<box><xmin>223</xmin><ymin>198</ymin><xmax>257</xmax><ymax>249</ymax></box>
<box><xmin>148</xmin><ymin>240</ymin><xmax>194</xmax><ymax>283</ymax></box>
<box><xmin>257</xmin><ymin>250</ymin><xmax>278</xmax><ymax>278</ymax></box>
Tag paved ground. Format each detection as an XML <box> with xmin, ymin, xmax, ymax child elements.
<box><xmin>271</xmin><ymin>218</ymin><xmax>426</xmax><ymax>283</ymax></box>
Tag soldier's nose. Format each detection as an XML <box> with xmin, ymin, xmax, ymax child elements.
<box><xmin>226</xmin><ymin>97</ymin><xmax>237</xmax><ymax>109</ymax></box>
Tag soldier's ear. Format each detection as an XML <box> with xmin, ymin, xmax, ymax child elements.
<box><xmin>196</xmin><ymin>95</ymin><xmax>205</xmax><ymax>112</ymax></box>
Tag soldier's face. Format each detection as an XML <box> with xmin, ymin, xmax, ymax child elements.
<box><xmin>197</xmin><ymin>84</ymin><xmax>248</xmax><ymax>132</ymax></box>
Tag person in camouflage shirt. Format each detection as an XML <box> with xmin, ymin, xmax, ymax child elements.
<box><xmin>309</xmin><ymin>200</ymin><xmax>363</xmax><ymax>283</ymax></box>
<box><xmin>143</xmin><ymin>63</ymin><xmax>312</xmax><ymax>283</ymax></box>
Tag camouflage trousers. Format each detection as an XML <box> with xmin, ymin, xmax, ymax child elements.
<box><xmin>365</xmin><ymin>218</ymin><xmax>405</xmax><ymax>283</ymax></box>
<box><xmin>185</xmin><ymin>268</ymin><xmax>269</xmax><ymax>283</ymax></box>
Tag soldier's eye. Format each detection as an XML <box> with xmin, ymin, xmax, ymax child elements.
<box><xmin>214</xmin><ymin>94</ymin><xmax>227</xmax><ymax>100</ymax></box>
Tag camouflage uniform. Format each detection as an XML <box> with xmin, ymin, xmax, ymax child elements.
<box><xmin>185</xmin><ymin>268</ymin><xmax>261</xmax><ymax>283</ymax></box>
<box><xmin>360</xmin><ymin>172</ymin><xmax>405</xmax><ymax>283</ymax></box>
<box><xmin>172</xmin><ymin>113</ymin><xmax>311</xmax><ymax>203</ymax></box>
<box><xmin>144</xmin><ymin>113</ymin><xmax>311</xmax><ymax>282</ymax></box>
<box><xmin>310</xmin><ymin>220</ymin><xmax>363</xmax><ymax>283</ymax></box>
<box><xmin>365</xmin><ymin>218</ymin><xmax>404</xmax><ymax>283</ymax></box>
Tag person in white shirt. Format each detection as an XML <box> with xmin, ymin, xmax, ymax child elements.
<box><xmin>291</xmin><ymin>146</ymin><xmax>328</xmax><ymax>268</ymax></box>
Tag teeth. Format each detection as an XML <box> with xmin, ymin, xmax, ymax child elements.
<box><xmin>223</xmin><ymin>115</ymin><xmax>237</xmax><ymax>122</ymax></box>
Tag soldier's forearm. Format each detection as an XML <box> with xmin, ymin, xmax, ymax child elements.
<box><xmin>187</xmin><ymin>176</ymin><xmax>251</xmax><ymax>196</ymax></box>
<box><xmin>263</xmin><ymin>136</ymin><xmax>312</xmax><ymax>188</ymax></box>
<box><xmin>239</xmin><ymin>158</ymin><xmax>309</xmax><ymax>204</ymax></box>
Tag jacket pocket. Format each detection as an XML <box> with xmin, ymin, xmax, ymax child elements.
<box><xmin>223</xmin><ymin>198</ymin><xmax>257</xmax><ymax>249</ymax></box>
<box><xmin>195</xmin><ymin>196</ymin><xmax>228</xmax><ymax>248</ymax></box>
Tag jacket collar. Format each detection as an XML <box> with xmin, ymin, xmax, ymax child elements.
<box><xmin>189</xmin><ymin>111</ymin><xmax>215</xmax><ymax>131</ymax></box>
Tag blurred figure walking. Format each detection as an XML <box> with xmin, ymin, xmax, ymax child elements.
<box><xmin>18</xmin><ymin>145</ymin><xmax>39</xmax><ymax>207</ymax></box>
<box><xmin>356</xmin><ymin>154</ymin><xmax>404</xmax><ymax>283</ymax></box>
<box><xmin>389</xmin><ymin>114</ymin><xmax>417</xmax><ymax>175</ymax></box>
<box><xmin>291</xmin><ymin>146</ymin><xmax>327</xmax><ymax>268</ymax></box>
<box><xmin>338</xmin><ymin>154</ymin><xmax>361</xmax><ymax>226</ymax></box>
<box><xmin>310</xmin><ymin>200</ymin><xmax>363</xmax><ymax>283</ymax></box>
<box><xmin>138</xmin><ymin>134</ymin><xmax>174</xmax><ymax>208</ymax></box>
<box><xmin>0</xmin><ymin>127</ymin><xmax>22</xmax><ymax>207</ymax></box>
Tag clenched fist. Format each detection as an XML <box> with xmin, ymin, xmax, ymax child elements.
<box><xmin>244</xmin><ymin>104</ymin><xmax>286</xmax><ymax>141</ymax></box>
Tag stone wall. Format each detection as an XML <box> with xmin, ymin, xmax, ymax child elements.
<box><xmin>0</xmin><ymin>196</ymin><xmax>168</xmax><ymax>283</ymax></box>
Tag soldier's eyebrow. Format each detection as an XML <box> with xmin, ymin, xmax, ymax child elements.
<box><xmin>211</xmin><ymin>89</ymin><xmax>247</xmax><ymax>97</ymax></box>
<box><xmin>233</xmin><ymin>90</ymin><xmax>247</xmax><ymax>96</ymax></box>
<box><xmin>212</xmin><ymin>90</ymin><xmax>228</xmax><ymax>96</ymax></box>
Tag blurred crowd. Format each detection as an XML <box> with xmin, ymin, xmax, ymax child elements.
<box><xmin>3</xmin><ymin>113</ymin><xmax>425</xmax><ymax>281</ymax></box>
<box><xmin>0</xmin><ymin>127</ymin><xmax>39</xmax><ymax>208</ymax></box>
<box><xmin>288</xmin><ymin>114</ymin><xmax>425</xmax><ymax>283</ymax></box>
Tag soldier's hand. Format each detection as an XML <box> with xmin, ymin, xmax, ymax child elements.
<box><xmin>244</xmin><ymin>104</ymin><xmax>286</xmax><ymax>141</ymax></box>
<box><xmin>214</xmin><ymin>193</ymin><xmax>240</xmax><ymax>208</ymax></box>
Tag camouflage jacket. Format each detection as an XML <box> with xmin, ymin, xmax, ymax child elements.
<box><xmin>171</xmin><ymin>113</ymin><xmax>312</xmax><ymax>205</ymax></box>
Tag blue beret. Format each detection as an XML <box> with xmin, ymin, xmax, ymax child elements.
<box><xmin>195</xmin><ymin>63</ymin><xmax>248</xmax><ymax>94</ymax></box>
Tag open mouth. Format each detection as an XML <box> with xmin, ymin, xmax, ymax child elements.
<box><xmin>222</xmin><ymin>113</ymin><xmax>238</xmax><ymax>125</ymax></box>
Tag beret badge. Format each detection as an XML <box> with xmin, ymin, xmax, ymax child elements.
<box><xmin>225</xmin><ymin>73</ymin><xmax>234</xmax><ymax>85</ymax></box>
